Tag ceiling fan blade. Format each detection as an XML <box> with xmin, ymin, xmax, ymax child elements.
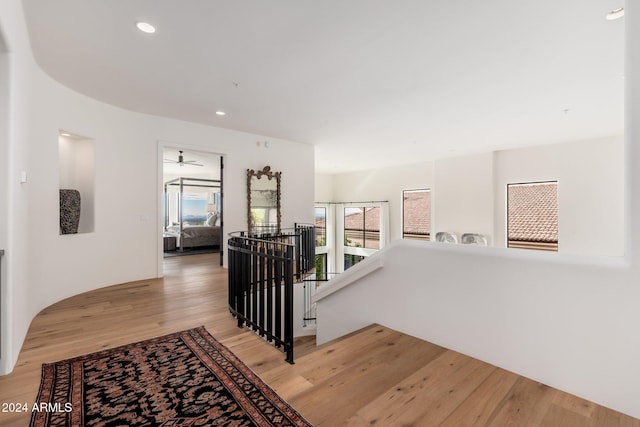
<box><xmin>164</xmin><ymin>151</ymin><xmax>203</xmax><ymax>166</ymax></box>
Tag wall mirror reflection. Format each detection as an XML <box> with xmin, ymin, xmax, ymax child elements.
<box><xmin>247</xmin><ymin>166</ymin><xmax>281</xmax><ymax>234</ymax></box>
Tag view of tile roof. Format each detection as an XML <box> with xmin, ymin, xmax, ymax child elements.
<box><xmin>403</xmin><ymin>190</ymin><xmax>431</xmax><ymax>236</ymax></box>
<box><xmin>317</xmin><ymin>185</ymin><xmax>551</xmax><ymax>246</ymax></box>
<box><xmin>343</xmin><ymin>207</ymin><xmax>381</xmax><ymax>249</ymax></box>
<box><xmin>344</xmin><ymin>207</ymin><xmax>380</xmax><ymax>231</ymax></box>
<box><xmin>508</xmin><ymin>182</ymin><xmax>558</xmax><ymax>243</ymax></box>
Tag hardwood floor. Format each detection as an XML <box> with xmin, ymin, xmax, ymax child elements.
<box><xmin>0</xmin><ymin>253</ymin><xmax>638</xmax><ymax>426</ymax></box>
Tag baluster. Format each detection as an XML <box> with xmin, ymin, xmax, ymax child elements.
<box><xmin>274</xmin><ymin>246</ymin><xmax>282</xmax><ymax>347</ymax></box>
<box><xmin>242</xmin><ymin>239</ymin><xmax>250</xmax><ymax>326</ymax></box>
<box><xmin>284</xmin><ymin>244</ymin><xmax>294</xmax><ymax>363</ymax></box>
<box><xmin>258</xmin><ymin>244</ymin><xmax>266</xmax><ymax>336</ymax></box>
<box><xmin>251</xmin><ymin>241</ymin><xmax>258</xmax><ymax>331</ymax></box>
<box><xmin>228</xmin><ymin>242</ymin><xmax>234</xmax><ymax>309</ymax></box>
<box><xmin>266</xmin><ymin>243</ymin><xmax>274</xmax><ymax>342</ymax></box>
<box><xmin>236</xmin><ymin>240</ymin><xmax>245</xmax><ymax>327</ymax></box>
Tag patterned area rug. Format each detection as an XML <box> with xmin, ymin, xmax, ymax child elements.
<box><xmin>31</xmin><ymin>326</ymin><xmax>312</xmax><ymax>426</ymax></box>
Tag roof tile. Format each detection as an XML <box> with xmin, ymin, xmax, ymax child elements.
<box><xmin>508</xmin><ymin>182</ymin><xmax>558</xmax><ymax>243</ymax></box>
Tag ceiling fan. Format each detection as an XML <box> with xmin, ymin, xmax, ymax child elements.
<box><xmin>164</xmin><ymin>150</ymin><xmax>203</xmax><ymax>167</ymax></box>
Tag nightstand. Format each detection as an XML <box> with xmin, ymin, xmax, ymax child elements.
<box><xmin>163</xmin><ymin>235</ymin><xmax>177</xmax><ymax>251</ymax></box>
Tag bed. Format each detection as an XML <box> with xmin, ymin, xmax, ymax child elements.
<box><xmin>165</xmin><ymin>224</ymin><xmax>222</xmax><ymax>249</ymax></box>
<box><xmin>163</xmin><ymin>177</ymin><xmax>223</xmax><ymax>252</ymax></box>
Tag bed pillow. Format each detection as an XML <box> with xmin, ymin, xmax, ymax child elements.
<box><xmin>206</xmin><ymin>213</ymin><xmax>218</xmax><ymax>227</ymax></box>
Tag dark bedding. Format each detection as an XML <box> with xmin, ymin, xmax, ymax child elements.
<box><xmin>165</xmin><ymin>225</ymin><xmax>221</xmax><ymax>248</ymax></box>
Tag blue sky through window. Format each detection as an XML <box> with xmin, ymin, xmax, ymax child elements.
<box><xmin>182</xmin><ymin>193</ymin><xmax>208</xmax><ymax>223</ymax></box>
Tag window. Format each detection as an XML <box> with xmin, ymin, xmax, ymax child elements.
<box><xmin>507</xmin><ymin>181</ymin><xmax>558</xmax><ymax>251</ymax></box>
<box><xmin>341</xmin><ymin>204</ymin><xmax>385</xmax><ymax>270</ymax></box>
<box><xmin>402</xmin><ymin>189</ymin><xmax>430</xmax><ymax>240</ymax></box>
<box><xmin>344</xmin><ymin>254</ymin><xmax>365</xmax><ymax>270</ymax></box>
<box><xmin>344</xmin><ymin>207</ymin><xmax>380</xmax><ymax>250</ymax></box>
<box><xmin>182</xmin><ymin>193</ymin><xmax>209</xmax><ymax>225</ymax></box>
<box><xmin>315</xmin><ymin>207</ymin><xmax>328</xmax><ymax>278</ymax></box>
<box><xmin>315</xmin><ymin>207</ymin><xmax>326</xmax><ymax>246</ymax></box>
<box><xmin>315</xmin><ymin>253</ymin><xmax>328</xmax><ymax>280</ymax></box>
<box><xmin>315</xmin><ymin>202</ymin><xmax>388</xmax><ymax>274</ymax></box>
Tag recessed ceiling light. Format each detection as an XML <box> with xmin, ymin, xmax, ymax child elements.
<box><xmin>215</xmin><ymin>111</ymin><xmax>226</xmax><ymax>116</ymax></box>
<box><xmin>136</xmin><ymin>21</ymin><xmax>156</xmax><ymax>33</ymax></box>
<box><xmin>60</xmin><ymin>132</ymin><xmax>71</xmax><ymax>137</ymax></box>
<box><xmin>606</xmin><ymin>7</ymin><xmax>624</xmax><ymax>21</ymax></box>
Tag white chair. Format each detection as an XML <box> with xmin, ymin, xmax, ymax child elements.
<box><xmin>435</xmin><ymin>231</ymin><xmax>458</xmax><ymax>243</ymax></box>
<box><xmin>461</xmin><ymin>233</ymin><xmax>487</xmax><ymax>245</ymax></box>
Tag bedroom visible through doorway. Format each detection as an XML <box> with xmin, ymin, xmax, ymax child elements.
<box><xmin>162</xmin><ymin>148</ymin><xmax>224</xmax><ymax>265</ymax></box>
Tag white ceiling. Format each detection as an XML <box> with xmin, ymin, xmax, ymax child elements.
<box><xmin>23</xmin><ymin>0</ymin><xmax>625</xmax><ymax>173</ymax></box>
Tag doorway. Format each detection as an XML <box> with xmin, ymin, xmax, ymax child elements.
<box><xmin>160</xmin><ymin>145</ymin><xmax>224</xmax><ymax>271</ymax></box>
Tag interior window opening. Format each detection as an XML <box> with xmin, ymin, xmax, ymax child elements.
<box><xmin>507</xmin><ymin>181</ymin><xmax>558</xmax><ymax>252</ymax></box>
<box><xmin>402</xmin><ymin>189</ymin><xmax>431</xmax><ymax>241</ymax></box>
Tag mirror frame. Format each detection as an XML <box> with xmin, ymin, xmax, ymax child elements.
<box><xmin>247</xmin><ymin>166</ymin><xmax>281</xmax><ymax>234</ymax></box>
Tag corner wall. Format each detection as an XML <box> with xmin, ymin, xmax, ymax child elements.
<box><xmin>0</xmin><ymin>31</ymin><xmax>8</xmax><ymax>251</ymax></box>
<box><xmin>0</xmin><ymin>17</ymin><xmax>8</xmax><ymax>371</ymax></box>
<box><xmin>314</xmin><ymin>172</ymin><xmax>335</xmax><ymax>203</ymax></box>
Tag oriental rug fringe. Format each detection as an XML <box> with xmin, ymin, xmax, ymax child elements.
<box><xmin>31</xmin><ymin>326</ymin><xmax>312</xmax><ymax>426</ymax></box>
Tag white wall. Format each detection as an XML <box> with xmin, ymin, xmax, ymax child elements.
<box><xmin>314</xmin><ymin>173</ymin><xmax>334</xmax><ymax>203</ymax></box>
<box><xmin>494</xmin><ymin>136</ymin><xmax>624</xmax><ymax>256</ymax></box>
<box><xmin>0</xmin><ymin>29</ymin><xmax>8</xmax><ymax>268</ymax></box>
<box><xmin>0</xmin><ymin>0</ymin><xmax>315</xmax><ymax>375</ymax></box>
<box><xmin>433</xmin><ymin>153</ymin><xmax>494</xmax><ymax>243</ymax></box>
<box><xmin>1</xmin><ymin>0</ymin><xmax>34</xmax><ymax>377</ymax></box>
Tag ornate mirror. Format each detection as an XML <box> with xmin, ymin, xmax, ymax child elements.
<box><xmin>247</xmin><ymin>166</ymin><xmax>281</xmax><ymax>234</ymax></box>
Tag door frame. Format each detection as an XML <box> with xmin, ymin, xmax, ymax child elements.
<box><xmin>156</xmin><ymin>140</ymin><xmax>227</xmax><ymax>277</ymax></box>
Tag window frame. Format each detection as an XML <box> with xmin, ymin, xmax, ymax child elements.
<box><xmin>506</xmin><ymin>180</ymin><xmax>558</xmax><ymax>252</ymax></box>
<box><xmin>315</xmin><ymin>201</ymin><xmax>389</xmax><ymax>274</ymax></box>
<box><xmin>402</xmin><ymin>188</ymin><xmax>431</xmax><ymax>241</ymax></box>
<box><xmin>314</xmin><ymin>205</ymin><xmax>331</xmax><ymax>276</ymax></box>
<box><xmin>338</xmin><ymin>202</ymin><xmax>388</xmax><ymax>271</ymax></box>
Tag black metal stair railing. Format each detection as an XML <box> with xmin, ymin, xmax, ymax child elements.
<box><xmin>227</xmin><ymin>225</ymin><xmax>314</xmax><ymax>364</ymax></box>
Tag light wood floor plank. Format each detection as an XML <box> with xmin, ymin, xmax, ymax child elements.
<box><xmin>486</xmin><ymin>377</ymin><xmax>558</xmax><ymax>426</ymax></box>
<box><xmin>0</xmin><ymin>253</ymin><xmax>638</xmax><ymax>426</ymax></box>
<box><xmin>440</xmin><ymin>367</ymin><xmax>520</xmax><ymax>427</ymax></box>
